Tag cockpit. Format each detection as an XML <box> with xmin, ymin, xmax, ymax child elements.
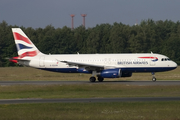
<box><xmin>161</xmin><ymin>58</ymin><xmax>171</xmax><ymax>61</ymax></box>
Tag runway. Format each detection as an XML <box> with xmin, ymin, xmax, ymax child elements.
<box><xmin>0</xmin><ymin>80</ymin><xmax>180</xmax><ymax>86</ymax></box>
<box><xmin>0</xmin><ymin>97</ymin><xmax>180</xmax><ymax>104</ymax></box>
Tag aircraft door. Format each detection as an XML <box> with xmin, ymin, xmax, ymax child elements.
<box><xmin>150</xmin><ymin>56</ymin><xmax>156</xmax><ymax>66</ymax></box>
<box><xmin>39</xmin><ymin>56</ymin><xmax>45</xmax><ymax>67</ymax></box>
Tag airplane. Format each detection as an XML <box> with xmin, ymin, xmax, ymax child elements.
<box><xmin>9</xmin><ymin>28</ymin><xmax>177</xmax><ymax>82</ymax></box>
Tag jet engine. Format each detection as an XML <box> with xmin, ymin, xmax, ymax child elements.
<box><xmin>100</xmin><ymin>69</ymin><xmax>121</xmax><ymax>78</ymax></box>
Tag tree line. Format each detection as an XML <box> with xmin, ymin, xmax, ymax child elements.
<box><xmin>0</xmin><ymin>19</ymin><xmax>180</xmax><ymax>67</ymax></box>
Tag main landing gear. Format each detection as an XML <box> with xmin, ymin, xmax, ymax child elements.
<box><xmin>89</xmin><ymin>76</ymin><xmax>104</xmax><ymax>82</ymax></box>
<box><xmin>89</xmin><ymin>77</ymin><xmax>96</xmax><ymax>82</ymax></box>
<box><xmin>151</xmin><ymin>72</ymin><xmax>156</xmax><ymax>82</ymax></box>
<box><xmin>98</xmin><ymin>76</ymin><xmax>104</xmax><ymax>82</ymax></box>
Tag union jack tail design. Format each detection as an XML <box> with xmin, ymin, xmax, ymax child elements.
<box><xmin>12</xmin><ymin>28</ymin><xmax>42</xmax><ymax>58</ymax></box>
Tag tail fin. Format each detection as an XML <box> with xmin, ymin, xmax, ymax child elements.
<box><xmin>12</xmin><ymin>28</ymin><xmax>43</xmax><ymax>58</ymax></box>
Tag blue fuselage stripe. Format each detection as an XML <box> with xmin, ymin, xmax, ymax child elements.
<box><xmin>39</xmin><ymin>67</ymin><xmax>176</xmax><ymax>73</ymax></box>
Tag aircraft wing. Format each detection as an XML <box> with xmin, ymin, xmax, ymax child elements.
<box><xmin>60</xmin><ymin>61</ymin><xmax>105</xmax><ymax>71</ymax></box>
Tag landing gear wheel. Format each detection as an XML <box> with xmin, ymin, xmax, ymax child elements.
<box><xmin>90</xmin><ymin>77</ymin><xmax>96</xmax><ymax>82</ymax></box>
<box><xmin>152</xmin><ymin>77</ymin><xmax>156</xmax><ymax>82</ymax></box>
<box><xmin>151</xmin><ymin>72</ymin><xmax>156</xmax><ymax>82</ymax></box>
<box><xmin>98</xmin><ymin>77</ymin><xmax>104</xmax><ymax>82</ymax></box>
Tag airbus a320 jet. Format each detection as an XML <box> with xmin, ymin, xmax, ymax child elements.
<box><xmin>9</xmin><ymin>28</ymin><xmax>177</xmax><ymax>82</ymax></box>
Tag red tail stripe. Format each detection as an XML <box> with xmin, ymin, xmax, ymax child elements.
<box><xmin>19</xmin><ymin>51</ymin><xmax>37</xmax><ymax>58</ymax></box>
<box><xmin>13</xmin><ymin>32</ymin><xmax>32</xmax><ymax>44</ymax></box>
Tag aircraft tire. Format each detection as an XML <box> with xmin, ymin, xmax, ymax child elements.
<box><xmin>90</xmin><ymin>77</ymin><xmax>96</xmax><ymax>82</ymax></box>
<box><xmin>98</xmin><ymin>77</ymin><xmax>104</xmax><ymax>82</ymax></box>
<box><xmin>152</xmin><ymin>77</ymin><xmax>156</xmax><ymax>82</ymax></box>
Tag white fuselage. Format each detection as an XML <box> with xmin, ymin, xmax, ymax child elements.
<box><xmin>21</xmin><ymin>53</ymin><xmax>177</xmax><ymax>74</ymax></box>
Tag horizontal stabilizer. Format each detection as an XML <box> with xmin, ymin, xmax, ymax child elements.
<box><xmin>9</xmin><ymin>57</ymin><xmax>30</xmax><ymax>63</ymax></box>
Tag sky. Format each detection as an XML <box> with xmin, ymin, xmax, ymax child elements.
<box><xmin>0</xmin><ymin>0</ymin><xmax>180</xmax><ymax>28</ymax></box>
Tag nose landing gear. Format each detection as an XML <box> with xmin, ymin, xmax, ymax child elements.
<box><xmin>151</xmin><ymin>72</ymin><xmax>156</xmax><ymax>82</ymax></box>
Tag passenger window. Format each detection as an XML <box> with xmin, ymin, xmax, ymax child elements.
<box><xmin>161</xmin><ymin>58</ymin><xmax>164</xmax><ymax>61</ymax></box>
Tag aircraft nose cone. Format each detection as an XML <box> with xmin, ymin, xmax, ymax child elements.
<box><xmin>174</xmin><ymin>62</ymin><xmax>178</xmax><ymax>68</ymax></box>
<box><xmin>172</xmin><ymin>61</ymin><xmax>177</xmax><ymax>68</ymax></box>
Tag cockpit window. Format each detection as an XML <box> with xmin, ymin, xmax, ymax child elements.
<box><xmin>161</xmin><ymin>58</ymin><xmax>171</xmax><ymax>61</ymax></box>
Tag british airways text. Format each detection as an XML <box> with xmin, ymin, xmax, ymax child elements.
<box><xmin>117</xmin><ymin>61</ymin><xmax>148</xmax><ymax>65</ymax></box>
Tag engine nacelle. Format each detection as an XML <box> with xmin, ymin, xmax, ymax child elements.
<box><xmin>100</xmin><ymin>69</ymin><xmax>121</xmax><ymax>78</ymax></box>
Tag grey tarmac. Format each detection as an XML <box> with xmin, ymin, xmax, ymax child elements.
<box><xmin>0</xmin><ymin>80</ymin><xmax>180</xmax><ymax>86</ymax></box>
<box><xmin>0</xmin><ymin>97</ymin><xmax>180</xmax><ymax>104</ymax></box>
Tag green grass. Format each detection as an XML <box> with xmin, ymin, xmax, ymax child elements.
<box><xmin>0</xmin><ymin>102</ymin><xmax>180</xmax><ymax>120</ymax></box>
<box><xmin>0</xmin><ymin>66</ymin><xmax>180</xmax><ymax>81</ymax></box>
<box><xmin>0</xmin><ymin>84</ymin><xmax>180</xmax><ymax>99</ymax></box>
